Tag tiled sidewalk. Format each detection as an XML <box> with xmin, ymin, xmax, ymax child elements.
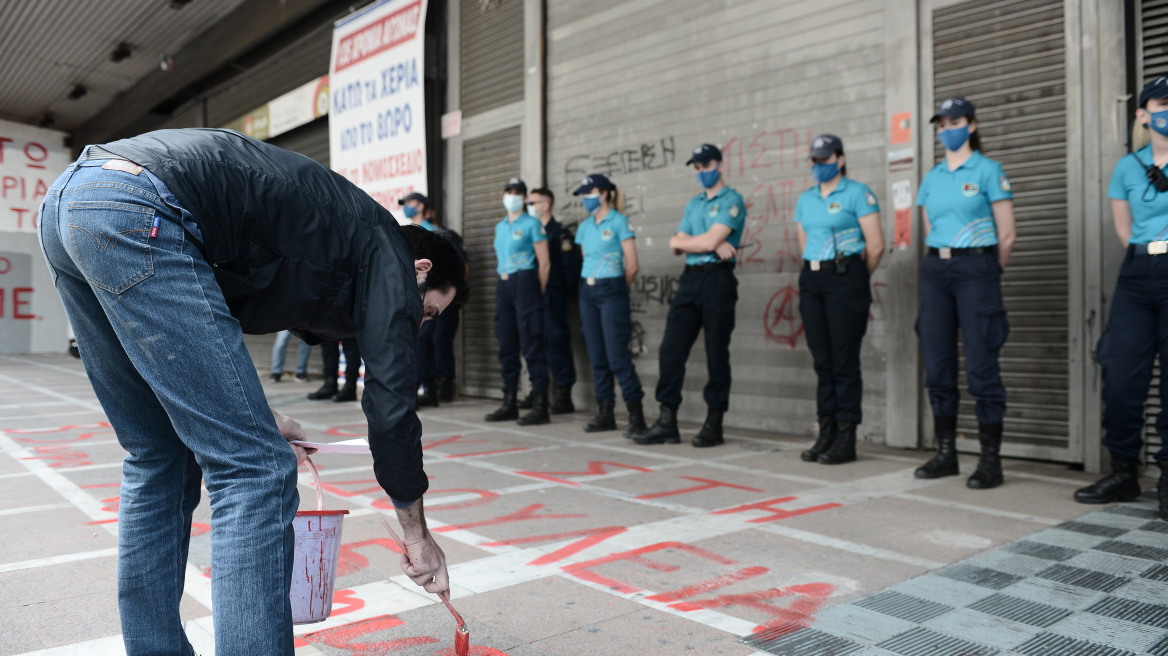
<box><xmin>0</xmin><ymin>353</ymin><xmax>1157</xmax><ymax>656</ymax></box>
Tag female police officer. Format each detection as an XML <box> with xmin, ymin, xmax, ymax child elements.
<box><xmin>914</xmin><ymin>97</ymin><xmax>1016</xmax><ymax>490</ymax></box>
<box><xmin>1078</xmin><ymin>76</ymin><xmax>1168</xmax><ymax>519</ymax></box>
<box><xmin>795</xmin><ymin>135</ymin><xmax>884</xmax><ymax>465</ymax></box>
<box><xmin>572</xmin><ymin>174</ymin><xmax>647</xmax><ymax>436</ymax></box>
<box><xmin>484</xmin><ymin>178</ymin><xmax>553</xmax><ymax>425</ymax></box>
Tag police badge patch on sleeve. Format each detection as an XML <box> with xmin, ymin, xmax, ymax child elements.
<box><xmin>728</xmin><ymin>205</ymin><xmax>740</xmax><ymax>218</ymax></box>
<box><xmin>866</xmin><ymin>192</ymin><xmax>878</xmax><ymax>206</ymax></box>
<box><xmin>999</xmin><ymin>176</ymin><xmax>1012</xmax><ymax>192</ymax></box>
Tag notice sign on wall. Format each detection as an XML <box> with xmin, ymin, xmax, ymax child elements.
<box><xmin>1</xmin><ymin>120</ymin><xmax>70</xmax><ymax>233</ymax></box>
<box><xmin>329</xmin><ymin>0</ymin><xmax>428</xmax><ymax>219</ymax></box>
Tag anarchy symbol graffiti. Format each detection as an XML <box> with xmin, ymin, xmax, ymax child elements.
<box><xmin>764</xmin><ymin>284</ymin><xmax>803</xmax><ymax>348</ymax></box>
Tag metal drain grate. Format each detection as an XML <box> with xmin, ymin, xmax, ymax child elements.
<box><xmin>937</xmin><ymin>564</ymin><xmax>1023</xmax><ymax>590</ymax></box>
<box><xmin>1141</xmin><ymin>521</ymin><xmax>1168</xmax><ymax>534</ymax></box>
<box><xmin>1014</xmin><ymin>632</ymin><xmax>1138</xmax><ymax>656</ymax></box>
<box><xmin>877</xmin><ymin>627</ymin><xmax>997</xmax><ymax>656</ymax></box>
<box><xmin>1093</xmin><ymin>539</ymin><xmax>1168</xmax><ymax>562</ymax></box>
<box><xmin>968</xmin><ymin>593</ymin><xmax>1073</xmax><ymax>628</ymax></box>
<box><xmin>1101</xmin><ymin>506</ymin><xmax>1159</xmax><ymax>520</ymax></box>
<box><xmin>1004</xmin><ymin>540</ymin><xmax>1081</xmax><ymax>562</ymax></box>
<box><xmin>1142</xmin><ymin>564</ymin><xmax>1168</xmax><ymax>583</ymax></box>
<box><xmin>1150</xmin><ymin>634</ymin><xmax>1168</xmax><ymax>656</ymax></box>
<box><xmin>1035</xmin><ymin>564</ymin><xmax>1130</xmax><ymax>592</ymax></box>
<box><xmin>1053</xmin><ymin>521</ymin><xmax>1127</xmax><ymax>538</ymax></box>
<box><xmin>738</xmin><ymin>627</ymin><xmax>862</xmax><ymax>655</ymax></box>
<box><xmin>1086</xmin><ymin>596</ymin><xmax>1168</xmax><ymax>629</ymax></box>
<box><xmin>854</xmin><ymin>591</ymin><xmax>953</xmax><ymax>623</ymax></box>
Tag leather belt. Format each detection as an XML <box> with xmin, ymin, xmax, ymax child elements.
<box><xmin>684</xmin><ymin>261</ymin><xmax>735</xmax><ymax>273</ymax></box>
<box><xmin>1131</xmin><ymin>241</ymin><xmax>1168</xmax><ymax>256</ymax></box>
<box><xmin>927</xmin><ymin>246</ymin><xmax>996</xmax><ymax>259</ymax></box>
<box><xmin>804</xmin><ymin>253</ymin><xmax>862</xmax><ymax>272</ymax></box>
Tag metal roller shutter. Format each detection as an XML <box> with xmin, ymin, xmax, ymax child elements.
<box><xmin>460</xmin><ymin>127</ymin><xmax>521</xmax><ymax>396</ymax></box>
<box><xmin>1140</xmin><ymin>0</ymin><xmax>1168</xmax><ymax>464</ymax></box>
<box><xmin>267</xmin><ymin>117</ymin><xmax>330</xmax><ymax>167</ymax></box>
<box><xmin>459</xmin><ymin>0</ymin><xmax>524</xmax><ymax>116</ymax></box>
<box><xmin>932</xmin><ymin>0</ymin><xmax>1072</xmax><ymax>458</ymax></box>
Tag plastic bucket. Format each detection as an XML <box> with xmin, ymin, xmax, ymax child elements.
<box><xmin>290</xmin><ymin>458</ymin><xmax>349</xmax><ymax>624</ymax></box>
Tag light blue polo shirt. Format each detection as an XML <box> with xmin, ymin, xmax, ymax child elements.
<box><xmin>1108</xmin><ymin>145</ymin><xmax>1168</xmax><ymax>243</ymax></box>
<box><xmin>494</xmin><ymin>213</ymin><xmax>546</xmax><ymax>274</ymax></box>
<box><xmin>677</xmin><ymin>186</ymin><xmax>747</xmax><ymax>264</ymax></box>
<box><xmin>576</xmin><ymin>209</ymin><xmax>636</xmax><ymax>279</ymax></box>
<box><xmin>418</xmin><ymin>219</ymin><xmax>436</xmax><ymax>232</ymax></box>
<box><xmin>794</xmin><ymin>177</ymin><xmax>880</xmax><ymax>260</ymax></box>
<box><xmin>917</xmin><ymin>151</ymin><xmax>1013</xmax><ymax>248</ymax></box>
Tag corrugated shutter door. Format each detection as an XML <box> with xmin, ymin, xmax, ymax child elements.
<box><xmin>1141</xmin><ymin>0</ymin><xmax>1168</xmax><ymax>465</ymax></box>
<box><xmin>267</xmin><ymin>118</ymin><xmax>330</xmax><ymax>167</ymax></box>
<box><xmin>932</xmin><ymin>0</ymin><xmax>1072</xmax><ymax>458</ymax></box>
<box><xmin>459</xmin><ymin>0</ymin><xmax>524</xmax><ymax>116</ymax></box>
<box><xmin>460</xmin><ymin>127</ymin><xmax>521</xmax><ymax>396</ymax></box>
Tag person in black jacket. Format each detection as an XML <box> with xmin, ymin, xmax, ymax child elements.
<box><xmin>36</xmin><ymin>129</ymin><xmax>467</xmax><ymax>656</ymax></box>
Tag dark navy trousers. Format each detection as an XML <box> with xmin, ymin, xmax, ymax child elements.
<box><xmin>917</xmin><ymin>252</ymin><xmax>1008</xmax><ymax>425</ymax></box>
<box><xmin>321</xmin><ymin>338</ymin><xmax>361</xmax><ymax>386</ymax></box>
<box><xmin>495</xmin><ymin>270</ymin><xmax>548</xmax><ymax>392</ymax></box>
<box><xmin>1098</xmin><ymin>248</ymin><xmax>1168</xmax><ymax>461</ymax></box>
<box><xmin>416</xmin><ymin>304</ymin><xmax>459</xmax><ymax>382</ymax></box>
<box><xmin>543</xmin><ymin>283</ymin><xmax>577</xmax><ymax>387</ymax></box>
<box><xmin>655</xmin><ymin>267</ymin><xmax>738</xmax><ymax>411</ymax></box>
<box><xmin>799</xmin><ymin>260</ymin><xmax>872</xmax><ymax>424</ymax></box>
<box><xmin>579</xmin><ymin>278</ymin><xmax>643</xmax><ymax>403</ymax></box>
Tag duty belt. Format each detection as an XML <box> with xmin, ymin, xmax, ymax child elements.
<box><xmin>927</xmin><ymin>246</ymin><xmax>996</xmax><ymax>259</ymax></box>
<box><xmin>804</xmin><ymin>253</ymin><xmax>862</xmax><ymax>272</ymax></box>
<box><xmin>1132</xmin><ymin>241</ymin><xmax>1168</xmax><ymax>256</ymax></box>
<box><xmin>684</xmin><ymin>261</ymin><xmax>735</xmax><ymax>273</ymax></box>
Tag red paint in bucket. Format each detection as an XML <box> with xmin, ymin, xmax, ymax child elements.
<box><xmin>290</xmin><ymin>458</ymin><xmax>349</xmax><ymax>624</ymax></box>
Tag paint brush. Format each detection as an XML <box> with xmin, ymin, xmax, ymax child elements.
<box><xmin>379</xmin><ymin>517</ymin><xmax>469</xmax><ymax>656</ymax></box>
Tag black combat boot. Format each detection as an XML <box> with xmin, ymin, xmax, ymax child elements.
<box><xmin>333</xmin><ymin>381</ymin><xmax>358</xmax><ymax>402</ymax></box>
<box><xmin>416</xmin><ymin>379</ymin><xmax>439</xmax><ymax>408</ymax></box>
<box><xmin>915</xmin><ymin>416</ymin><xmax>960</xmax><ymax>479</ymax></box>
<box><xmin>550</xmin><ymin>385</ymin><xmax>575</xmax><ymax>414</ymax></box>
<box><xmin>692</xmin><ymin>409</ymin><xmax>725</xmax><ymax>448</ymax></box>
<box><xmin>484</xmin><ymin>388</ymin><xmax>519</xmax><ymax>422</ymax></box>
<box><xmin>437</xmin><ymin>377</ymin><xmax>455</xmax><ymax>403</ymax></box>
<box><xmin>802</xmin><ymin>417</ymin><xmax>837</xmax><ymax>462</ymax></box>
<box><xmin>584</xmin><ymin>401</ymin><xmax>617</xmax><ymax>432</ymax></box>
<box><xmin>1157</xmin><ymin>461</ymin><xmax>1167</xmax><ymax>521</ymax></box>
<box><xmin>967</xmin><ymin>423</ymin><xmax>1004</xmax><ymax>490</ymax></box>
<box><xmin>624</xmin><ymin>401</ymin><xmax>647</xmax><ymax>438</ymax></box>
<box><xmin>1074</xmin><ymin>452</ymin><xmax>1142</xmax><ymax>504</ymax></box>
<box><xmin>633</xmin><ymin>404</ymin><xmax>681</xmax><ymax>445</ymax></box>
<box><xmin>818</xmin><ymin>421</ymin><xmax>856</xmax><ymax>464</ymax></box>
<box><xmin>517</xmin><ymin>390</ymin><xmax>550</xmax><ymax>426</ymax></box>
<box><xmin>517</xmin><ymin>389</ymin><xmax>535</xmax><ymax>410</ymax></box>
<box><xmin>307</xmin><ymin>381</ymin><xmax>338</xmax><ymax>401</ymax></box>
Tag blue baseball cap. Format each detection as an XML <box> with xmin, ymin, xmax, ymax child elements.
<box><xmin>809</xmin><ymin>134</ymin><xmax>844</xmax><ymax>160</ymax></box>
<box><xmin>398</xmin><ymin>191</ymin><xmax>429</xmax><ymax>206</ymax></box>
<box><xmin>685</xmin><ymin>143</ymin><xmax>722</xmax><ymax>166</ymax></box>
<box><xmin>1140</xmin><ymin>76</ymin><xmax>1168</xmax><ymax>108</ymax></box>
<box><xmin>572</xmin><ymin>173</ymin><xmax>615</xmax><ymax>195</ymax></box>
<box><xmin>930</xmin><ymin>97</ymin><xmax>976</xmax><ymax>123</ymax></box>
<box><xmin>503</xmin><ymin>178</ymin><xmax>527</xmax><ymax>195</ymax></box>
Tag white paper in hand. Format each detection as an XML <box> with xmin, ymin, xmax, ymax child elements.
<box><xmin>290</xmin><ymin>438</ymin><xmax>370</xmax><ymax>455</ymax></box>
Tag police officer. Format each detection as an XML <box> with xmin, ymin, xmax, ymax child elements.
<box><xmin>795</xmin><ymin>135</ymin><xmax>884</xmax><ymax>465</ymax></box>
<box><xmin>521</xmin><ymin>187</ymin><xmax>579</xmax><ymax>414</ymax></box>
<box><xmin>634</xmin><ymin>144</ymin><xmax>746</xmax><ymax>448</ymax></box>
<box><xmin>914</xmin><ymin>97</ymin><xmax>1016</xmax><ymax>490</ymax></box>
<box><xmin>401</xmin><ymin>192</ymin><xmax>462</xmax><ymax>407</ymax></box>
<box><xmin>572</xmin><ymin>174</ymin><xmax>647</xmax><ymax>435</ymax></box>
<box><xmin>1078</xmin><ymin>77</ymin><xmax>1168</xmax><ymax>519</ymax></box>
<box><xmin>308</xmin><ymin>338</ymin><xmax>362</xmax><ymax>402</ymax></box>
<box><xmin>484</xmin><ymin>178</ymin><xmax>553</xmax><ymax>425</ymax></box>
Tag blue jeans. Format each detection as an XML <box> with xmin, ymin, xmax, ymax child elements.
<box><xmin>38</xmin><ymin>157</ymin><xmax>299</xmax><ymax>655</ymax></box>
<box><xmin>579</xmin><ymin>278</ymin><xmax>643</xmax><ymax>403</ymax></box>
<box><xmin>271</xmin><ymin>330</ymin><xmax>311</xmax><ymax>375</ymax></box>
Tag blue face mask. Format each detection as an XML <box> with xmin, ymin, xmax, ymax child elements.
<box><xmin>402</xmin><ymin>205</ymin><xmax>418</xmax><ymax>219</ymax></box>
<box><xmin>811</xmin><ymin>162</ymin><xmax>840</xmax><ymax>183</ymax></box>
<box><xmin>582</xmin><ymin>194</ymin><xmax>602</xmax><ymax>213</ymax></box>
<box><xmin>937</xmin><ymin>126</ymin><xmax>971</xmax><ymax>151</ymax></box>
<box><xmin>696</xmin><ymin>166</ymin><xmax>720</xmax><ymax>189</ymax></box>
<box><xmin>1149</xmin><ymin>110</ymin><xmax>1168</xmax><ymax>137</ymax></box>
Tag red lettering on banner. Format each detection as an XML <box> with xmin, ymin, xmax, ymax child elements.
<box><xmin>636</xmin><ymin>476</ymin><xmax>763</xmax><ymax>500</ymax></box>
<box><xmin>515</xmin><ymin>461</ymin><xmax>653</xmax><ymax>486</ymax></box>
<box><xmin>712</xmin><ymin>496</ymin><xmax>841</xmax><ymax>523</ymax></box>
<box><xmin>334</xmin><ymin>1</ymin><xmax>423</xmax><ymax>72</ymax></box>
<box><xmin>482</xmin><ymin>525</ymin><xmax>627</xmax><ymax>566</ymax></box>
<box><xmin>337</xmin><ymin>538</ymin><xmax>404</xmax><ymax>577</ymax></box>
<box><xmin>299</xmin><ymin>615</ymin><xmax>436</xmax><ymax>654</ymax></box>
<box><xmin>432</xmin><ymin>503</ymin><xmax>583</xmax><ymax>533</ymax></box>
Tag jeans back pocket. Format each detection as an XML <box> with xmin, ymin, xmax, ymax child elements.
<box><xmin>66</xmin><ymin>201</ymin><xmax>155</xmax><ymax>294</ymax></box>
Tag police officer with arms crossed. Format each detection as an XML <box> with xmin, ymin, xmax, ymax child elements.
<box><xmin>1078</xmin><ymin>77</ymin><xmax>1168</xmax><ymax>519</ymax></box>
<box><xmin>796</xmin><ymin>135</ymin><xmax>884</xmax><ymax>465</ymax></box>
<box><xmin>573</xmin><ymin>174</ymin><xmax>648</xmax><ymax>436</ymax></box>
<box><xmin>37</xmin><ymin>128</ymin><xmax>466</xmax><ymax>655</ymax></box>
<box><xmin>634</xmin><ymin>144</ymin><xmax>747</xmax><ymax>448</ymax></box>
<box><xmin>484</xmin><ymin>178</ymin><xmax>554</xmax><ymax>425</ymax></box>
<box><xmin>914</xmin><ymin>97</ymin><xmax>1016</xmax><ymax>490</ymax></box>
<box><xmin>521</xmin><ymin>187</ymin><xmax>579</xmax><ymax>415</ymax></box>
